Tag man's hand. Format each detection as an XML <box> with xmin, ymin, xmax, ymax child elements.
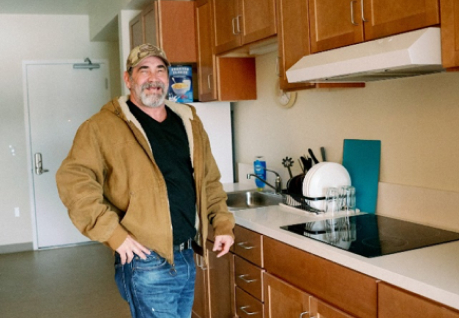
<box><xmin>212</xmin><ymin>235</ymin><xmax>234</xmax><ymax>258</ymax></box>
<box><xmin>116</xmin><ymin>235</ymin><xmax>151</xmax><ymax>265</ymax></box>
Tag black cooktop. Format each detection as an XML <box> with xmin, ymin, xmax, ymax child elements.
<box><xmin>280</xmin><ymin>214</ymin><xmax>459</xmax><ymax>258</ymax></box>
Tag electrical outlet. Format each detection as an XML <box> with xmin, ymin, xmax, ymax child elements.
<box><xmin>14</xmin><ymin>207</ymin><xmax>20</xmax><ymax>217</ymax></box>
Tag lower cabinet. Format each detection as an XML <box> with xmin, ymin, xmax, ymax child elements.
<box><xmin>207</xmin><ymin>240</ymin><xmax>235</xmax><ymax>318</ymax></box>
<box><xmin>192</xmin><ymin>241</ymin><xmax>234</xmax><ymax>318</ymax></box>
<box><xmin>264</xmin><ymin>272</ymin><xmax>354</xmax><ymax>318</ymax></box>
<box><xmin>193</xmin><ymin>254</ymin><xmax>209</xmax><ymax>318</ymax></box>
<box><xmin>264</xmin><ymin>272</ymin><xmax>310</xmax><ymax>318</ymax></box>
<box><xmin>378</xmin><ymin>282</ymin><xmax>459</xmax><ymax>318</ymax></box>
<box><xmin>236</xmin><ymin>287</ymin><xmax>264</xmax><ymax>318</ymax></box>
<box><xmin>264</xmin><ymin>236</ymin><xmax>377</xmax><ymax>318</ymax></box>
<box><xmin>196</xmin><ymin>225</ymin><xmax>459</xmax><ymax>318</ymax></box>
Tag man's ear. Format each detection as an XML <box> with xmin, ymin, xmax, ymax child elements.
<box><xmin>123</xmin><ymin>71</ymin><xmax>131</xmax><ymax>89</ymax></box>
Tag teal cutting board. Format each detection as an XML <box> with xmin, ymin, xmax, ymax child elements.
<box><xmin>342</xmin><ymin>139</ymin><xmax>381</xmax><ymax>214</ymax></box>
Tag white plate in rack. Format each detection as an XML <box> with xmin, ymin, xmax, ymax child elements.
<box><xmin>302</xmin><ymin>162</ymin><xmax>351</xmax><ymax>211</ymax></box>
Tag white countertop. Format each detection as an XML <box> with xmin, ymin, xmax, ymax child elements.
<box><xmin>230</xmin><ymin>200</ymin><xmax>459</xmax><ymax>310</ymax></box>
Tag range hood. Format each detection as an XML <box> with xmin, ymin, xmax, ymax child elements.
<box><xmin>286</xmin><ymin>27</ymin><xmax>445</xmax><ymax>83</ymax></box>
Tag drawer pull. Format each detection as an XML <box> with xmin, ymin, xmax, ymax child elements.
<box><xmin>237</xmin><ymin>241</ymin><xmax>255</xmax><ymax>250</ymax></box>
<box><xmin>299</xmin><ymin>312</ymin><xmax>309</xmax><ymax>318</ymax></box>
<box><xmin>240</xmin><ymin>306</ymin><xmax>258</xmax><ymax>316</ymax></box>
<box><xmin>237</xmin><ymin>274</ymin><xmax>257</xmax><ymax>283</ymax></box>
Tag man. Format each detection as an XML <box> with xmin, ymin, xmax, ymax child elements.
<box><xmin>56</xmin><ymin>43</ymin><xmax>235</xmax><ymax>318</ymax></box>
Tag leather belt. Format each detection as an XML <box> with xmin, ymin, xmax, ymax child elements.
<box><xmin>173</xmin><ymin>238</ymin><xmax>193</xmax><ymax>252</ymax></box>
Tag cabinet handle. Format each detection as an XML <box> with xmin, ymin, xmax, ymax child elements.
<box><xmin>238</xmin><ymin>274</ymin><xmax>257</xmax><ymax>283</ymax></box>
<box><xmin>195</xmin><ymin>254</ymin><xmax>207</xmax><ymax>270</ymax></box>
<box><xmin>240</xmin><ymin>306</ymin><xmax>258</xmax><ymax>316</ymax></box>
<box><xmin>350</xmin><ymin>1</ymin><xmax>359</xmax><ymax>26</ymax></box>
<box><xmin>236</xmin><ymin>15</ymin><xmax>241</xmax><ymax>33</ymax></box>
<box><xmin>232</xmin><ymin>17</ymin><xmax>237</xmax><ymax>35</ymax></box>
<box><xmin>361</xmin><ymin>0</ymin><xmax>368</xmax><ymax>22</ymax></box>
<box><xmin>207</xmin><ymin>74</ymin><xmax>211</xmax><ymax>89</ymax></box>
<box><xmin>299</xmin><ymin>312</ymin><xmax>309</xmax><ymax>318</ymax></box>
<box><xmin>237</xmin><ymin>242</ymin><xmax>255</xmax><ymax>250</ymax></box>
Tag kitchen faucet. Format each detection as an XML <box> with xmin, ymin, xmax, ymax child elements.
<box><xmin>247</xmin><ymin>168</ymin><xmax>282</xmax><ymax>193</ymax></box>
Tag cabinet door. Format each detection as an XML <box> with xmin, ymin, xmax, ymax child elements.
<box><xmin>277</xmin><ymin>0</ymin><xmax>315</xmax><ymax>91</ymax></box>
<box><xmin>129</xmin><ymin>13</ymin><xmax>144</xmax><ymax>49</ymax></box>
<box><xmin>310</xmin><ymin>297</ymin><xmax>355</xmax><ymax>318</ymax></box>
<box><xmin>264</xmin><ymin>272</ymin><xmax>310</xmax><ymax>318</ymax></box>
<box><xmin>157</xmin><ymin>0</ymin><xmax>197</xmax><ymax>63</ymax></box>
<box><xmin>441</xmin><ymin>0</ymin><xmax>459</xmax><ymax>69</ymax></box>
<box><xmin>213</xmin><ymin>0</ymin><xmax>242</xmax><ymax>54</ymax></box>
<box><xmin>240</xmin><ymin>0</ymin><xmax>277</xmax><ymax>45</ymax></box>
<box><xmin>142</xmin><ymin>3</ymin><xmax>159</xmax><ymax>47</ymax></box>
<box><xmin>309</xmin><ymin>0</ymin><xmax>364</xmax><ymax>53</ymax></box>
<box><xmin>192</xmin><ymin>254</ymin><xmax>209</xmax><ymax>318</ymax></box>
<box><xmin>264</xmin><ymin>237</ymin><xmax>377</xmax><ymax>318</ymax></box>
<box><xmin>196</xmin><ymin>0</ymin><xmax>217</xmax><ymax>101</ymax></box>
<box><xmin>363</xmin><ymin>0</ymin><xmax>440</xmax><ymax>41</ymax></box>
<box><xmin>206</xmin><ymin>240</ymin><xmax>235</xmax><ymax>318</ymax></box>
<box><xmin>378</xmin><ymin>282</ymin><xmax>459</xmax><ymax>318</ymax></box>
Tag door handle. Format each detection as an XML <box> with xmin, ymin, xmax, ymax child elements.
<box><xmin>34</xmin><ymin>153</ymin><xmax>49</xmax><ymax>175</ymax></box>
<box><xmin>350</xmin><ymin>1</ymin><xmax>359</xmax><ymax>26</ymax></box>
<box><xmin>361</xmin><ymin>0</ymin><xmax>368</xmax><ymax>22</ymax></box>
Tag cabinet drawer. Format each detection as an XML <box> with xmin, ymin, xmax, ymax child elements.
<box><xmin>264</xmin><ymin>236</ymin><xmax>377</xmax><ymax>318</ymax></box>
<box><xmin>235</xmin><ymin>286</ymin><xmax>264</xmax><ymax>318</ymax></box>
<box><xmin>234</xmin><ymin>255</ymin><xmax>264</xmax><ymax>301</ymax></box>
<box><xmin>234</xmin><ymin>225</ymin><xmax>263</xmax><ymax>267</ymax></box>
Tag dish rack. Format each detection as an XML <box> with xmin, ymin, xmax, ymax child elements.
<box><xmin>282</xmin><ymin>191</ymin><xmax>325</xmax><ymax>214</ymax></box>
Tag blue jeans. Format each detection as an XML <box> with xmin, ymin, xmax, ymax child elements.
<box><xmin>114</xmin><ymin>248</ymin><xmax>196</xmax><ymax>318</ymax></box>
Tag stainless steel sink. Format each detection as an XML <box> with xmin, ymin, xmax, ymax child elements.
<box><xmin>226</xmin><ymin>191</ymin><xmax>283</xmax><ymax>210</ymax></box>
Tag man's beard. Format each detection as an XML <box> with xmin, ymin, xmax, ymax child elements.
<box><xmin>134</xmin><ymin>81</ymin><xmax>167</xmax><ymax>108</ymax></box>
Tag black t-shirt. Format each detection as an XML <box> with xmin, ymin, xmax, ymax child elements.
<box><xmin>127</xmin><ymin>101</ymin><xmax>197</xmax><ymax>245</ymax></box>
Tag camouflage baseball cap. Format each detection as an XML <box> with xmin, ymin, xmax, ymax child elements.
<box><xmin>126</xmin><ymin>43</ymin><xmax>170</xmax><ymax>71</ymax></box>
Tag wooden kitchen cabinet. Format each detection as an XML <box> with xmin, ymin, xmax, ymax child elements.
<box><xmin>309</xmin><ymin>297</ymin><xmax>355</xmax><ymax>318</ymax></box>
<box><xmin>233</xmin><ymin>225</ymin><xmax>265</xmax><ymax>317</ymax></box>
<box><xmin>212</xmin><ymin>0</ymin><xmax>277</xmax><ymax>55</ymax></box>
<box><xmin>276</xmin><ymin>0</ymin><xmax>315</xmax><ymax>91</ymax></box>
<box><xmin>196</xmin><ymin>0</ymin><xmax>217</xmax><ymax>101</ymax></box>
<box><xmin>236</xmin><ymin>287</ymin><xmax>263</xmax><ymax>318</ymax></box>
<box><xmin>192</xmin><ymin>254</ymin><xmax>209</xmax><ymax>318</ymax></box>
<box><xmin>440</xmin><ymin>0</ymin><xmax>459</xmax><ymax>70</ymax></box>
<box><xmin>264</xmin><ymin>272</ymin><xmax>310</xmax><ymax>318</ymax></box>
<box><xmin>129</xmin><ymin>1</ymin><xmax>197</xmax><ymax>64</ymax></box>
<box><xmin>264</xmin><ymin>236</ymin><xmax>378</xmax><ymax>318</ymax></box>
<box><xmin>207</xmin><ymin>240</ymin><xmax>235</xmax><ymax>318</ymax></box>
<box><xmin>308</xmin><ymin>0</ymin><xmax>440</xmax><ymax>53</ymax></box>
<box><xmin>195</xmin><ymin>0</ymin><xmax>257</xmax><ymax>101</ymax></box>
<box><xmin>192</xmin><ymin>229</ymin><xmax>235</xmax><ymax>318</ymax></box>
<box><xmin>378</xmin><ymin>282</ymin><xmax>459</xmax><ymax>318</ymax></box>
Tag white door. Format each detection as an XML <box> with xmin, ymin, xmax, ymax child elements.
<box><xmin>25</xmin><ymin>61</ymin><xmax>111</xmax><ymax>248</ymax></box>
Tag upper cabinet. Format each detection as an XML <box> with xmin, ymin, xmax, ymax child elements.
<box><xmin>195</xmin><ymin>0</ymin><xmax>257</xmax><ymax>102</ymax></box>
<box><xmin>213</xmin><ymin>0</ymin><xmax>277</xmax><ymax>54</ymax></box>
<box><xmin>309</xmin><ymin>0</ymin><xmax>440</xmax><ymax>53</ymax></box>
<box><xmin>196</xmin><ymin>0</ymin><xmax>217</xmax><ymax>101</ymax></box>
<box><xmin>440</xmin><ymin>0</ymin><xmax>459</xmax><ymax>69</ymax></box>
<box><xmin>277</xmin><ymin>0</ymin><xmax>315</xmax><ymax>91</ymax></box>
<box><xmin>129</xmin><ymin>1</ymin><xmax>197</xmax><ymax>64</ymax></box>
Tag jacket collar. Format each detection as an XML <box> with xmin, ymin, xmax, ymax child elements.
<box><xmin>114</xmin><ymin>95</ymin><xmax>196</xmax><ymax>167</ymax></box>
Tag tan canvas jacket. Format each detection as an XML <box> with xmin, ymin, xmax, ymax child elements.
<box><xmin>56</xmin><ymin>96</ymin><xmax>235</xmax><ymax>264</ymax></box>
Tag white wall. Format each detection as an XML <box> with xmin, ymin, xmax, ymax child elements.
<box><xmin>0</xmin><ymin>14</ymin><xmax>121</xmax><ymax>249</ymax></box>
<box><xmin>233</xmin><ymin>51</ymin><xmax>459</xmax><ymax>231</ymax></box>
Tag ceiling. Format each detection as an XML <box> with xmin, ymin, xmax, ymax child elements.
<box><xmin>0</xmin><ymin>0</ymin><xmax>92</xmax><ymax>15</ymax></box>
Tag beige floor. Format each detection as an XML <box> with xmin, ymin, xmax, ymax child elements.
<box><xmin>0</xmin><ymin>243</ymin><xmax>131</xmax><ymax>318</ymax></box>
